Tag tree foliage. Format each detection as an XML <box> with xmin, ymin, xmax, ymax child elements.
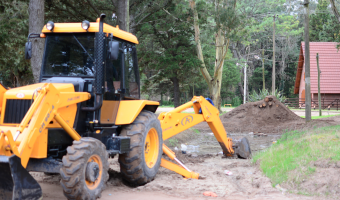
<box><xmin>0</xmin><ymin>0</ymin><xmax>33</xmax><ymax>87</ymax></box>
<box><xmin>1</xmin><ymin>0</ymin><xmax>340</xmax><ymax>106</ymax></box>
<box><xmin>138</xmin><ymin>0</ymin><xmax>201</xmax><ymax>107</ymax></box>
<box><xmin>310</xmin><ymin>0</ymin><xmax>340</xmax><ymax>42</ymax></box>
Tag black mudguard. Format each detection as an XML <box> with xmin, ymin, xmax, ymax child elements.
<box><xmin>0</xmin><ymin>155</ymin><xmax>42</xmax><ymax>200</ymax></box>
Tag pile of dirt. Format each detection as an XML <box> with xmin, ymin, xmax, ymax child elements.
<box><xmin>194</xmin><ymin>95</ymin><xmax>336</xmax><ymax>134</ymax></box>
<box><xmin>220</xmin><ymin>96</ymin><xmax>305</xmax><ymax>134</ymax></box>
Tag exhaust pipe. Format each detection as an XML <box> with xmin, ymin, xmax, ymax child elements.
<box><xmin>0</xmin><ymin>155</ymin><xmax>42</xmax><ymax>200</ymax></box>
<box><xmin>81</xmin><ymin>14</ymin><xmax>106</xmax><ymax>112</ymax></box>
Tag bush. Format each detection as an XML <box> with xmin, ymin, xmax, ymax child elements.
<box><xmin>248</xmin><ymin>89</ymin><xmax>286</xmax><ymax>103</ymax></box>
<box><xmin>161</xmin><ymin>100</ymin><xmax>174</xmax><ymax>107</ymax></box>
<box><xmin>232</xmin><ymin>96</ymin><xmax>241</xmax><ymax>107</ymax></box>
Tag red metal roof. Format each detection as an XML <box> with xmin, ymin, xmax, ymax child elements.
<box><xmin>294</xmin><ymin>42</ymin><xmax>340</xmax><ymax>94</ymax></box>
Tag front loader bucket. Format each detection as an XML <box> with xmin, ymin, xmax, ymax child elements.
<box><xmin>234</xmin><ymin>137</ymin><xmax>252</xmax><ymax>159</ymax></box>
<box><xmin>0</xmin><ymin>155</ymin><xmax>42</xmax><ymax>200</ymax></box>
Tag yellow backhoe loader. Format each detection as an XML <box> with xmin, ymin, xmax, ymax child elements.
<box><xmin>0</xmin><ymin>14</ymin><xmax>251</xmax><ymax>200</ymax></box>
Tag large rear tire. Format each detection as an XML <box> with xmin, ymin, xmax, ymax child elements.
<box><xmin>119</xmin><ymin>110</ymin><xmax>163</xmax><ymax>186</ymax></box>
<box><xmin>60</xmin><ymin>138</ymin><xmax>109</xmax><ymax>200</ymax></box>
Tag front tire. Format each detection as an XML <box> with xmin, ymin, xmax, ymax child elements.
<box><xmin>119</xmin><ymin>110</ymin><xmax>163</xmax><ymax>186</ymax></box>
<box><xmin>60</xmin><ymin>138</ymin><xmax>109</xmax><ymax>200</ymax></box>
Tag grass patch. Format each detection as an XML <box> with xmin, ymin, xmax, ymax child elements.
<box><xmin>288</xmin><ymin>108</ymin><xmax>340</xmax><ymax>112</ymax></box>
<box><xmin>167</xmin><ymin>138</ymin><xmax>179</xmax><ymax>147</ymax></box>
<box><xmin>253</xmin><ymin>125</ymin><xmax>340</xmax><ymax>187</ymax></box>
<box><xmin>190</xmin><ymin>128</ymin><xmax>200</xmax><ymax>134</ymax></box>
<box><xmin>300</xmin><ymin>114</ymin><xmax>340</xmax><ymax>119</ymax></box>
<box><xmin>219</xmin><ymin>111</ymin><xmax>227</xmax><ymax>116</ymax></box>
<box><xmin>159</xmin><ymin>105</ymin><xmax>175</xmax><ymax>108</ymax></box>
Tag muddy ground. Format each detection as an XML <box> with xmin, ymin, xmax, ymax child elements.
<box><xmin>34</xmin><ymin>99</ymin><xmax>340</xmax><ymax>200</ymax></box>
<box><xmin>34</xmin><ymin>128</ymin><xmax>332</xmax><ymax>200</ymax></box>
<box><xmin>33</xmin><ymin>155</ymin><xmax>315</xmax><ymax>200</ymax></box>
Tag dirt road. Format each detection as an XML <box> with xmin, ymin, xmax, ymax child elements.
<box><xmin>35</xmin><ymin>155</ymin><xmax>315</xmax><ymax>200</ymax></box>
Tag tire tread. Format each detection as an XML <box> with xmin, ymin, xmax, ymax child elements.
<box><xmin>119</xmin><ymin>111</ymin><xmax>162</xmax><ymax>186</ymax></box>
<box><xmin>60</xmin><ymin>138</ymin><xmax>109</xmax><ymax>200</ymax></box>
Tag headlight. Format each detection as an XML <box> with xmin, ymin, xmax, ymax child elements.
<box><xmin>82</xmin><ymin>20</ymin><xmax>90</xmax><ymax>30</ymax></box>
<box><xmin>46</xmin><ymin>21</ymin><xmax>54</xmax><ymax>31</ymax></box>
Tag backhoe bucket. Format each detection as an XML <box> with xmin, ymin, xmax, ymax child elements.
<box><xmin>0</xmin><ymin>155</ymin><xmax>42</xmax><ymax>200</ymax></box>
<box><xmin>234</xmin><ymin>137</ymin><xmax>252</xmax><ymax>159</ymax></box>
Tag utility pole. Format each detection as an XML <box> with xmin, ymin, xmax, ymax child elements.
<box><xmin>244</xmin><ymin>46</ymin><xmax>250</xmax><ymax>104</ymax></box>
<box><xmin>304</xmin><ymin>0</ymin><xmax>311</xmax><ymax>122</ymax></box>
<box><xmin>316</xmin><ymin>53</ymin><xmax>322</xmax><ymax>116</ymax></box>
<box><xmin>262</xmin><ymin>49</ymin><xmax>265</xmax><ymax>91</ymax></box>
<box><xmin>272</xmin><ymin>15</ymin><xmax>276</xmax><ymax>95</ymax></box>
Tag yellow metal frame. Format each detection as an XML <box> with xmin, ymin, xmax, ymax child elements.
<box><xmin>0</xmin><ymin>83</ymin><xmax>90</xmax><ymax>168</ymax></box>
<box><xmin>115</xmin><ymin>100</ymin><xmax>159</xmax><ymax>125</ymax></box>
<box><xmin>41</xmin><ymin>20</ymin><xmax>138</xmax><ymax>44</ymax></box>
<box><xmin>1</xmin><ymin>83</ymin><xmax>79</xmax><ymax>128</ymax></box>
<box><xmin>159</xmin><ymin>96</ymin><xmax>234</xmax><ymax>179</ymax></box>
<box><xmin>0</xmin><ymin>83</ymin><xmax>7</xmax><ymax>113</ymax></box>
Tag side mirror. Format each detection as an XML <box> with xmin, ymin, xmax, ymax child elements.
<box><xmin>25</xmin><ymin>42</ymin><xmax>32</xmax><ymax>60</ymax></box>
<box><xmin>109</xmin><ymin>41</ymin><xmax>119</xmax><ymax>60</ymax></box>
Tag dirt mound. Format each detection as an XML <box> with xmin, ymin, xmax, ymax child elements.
<box><xmin>193</xmin><ymin>95</ymin><xmax>336</xmax><ymax>134</ymax></box>
<box><xmin>220</xmin><ymin>96</ymin><xmax>305</xmax><ymax>134</ymax></box>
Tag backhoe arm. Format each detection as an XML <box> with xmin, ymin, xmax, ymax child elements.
<box><xmin>159</xmin><ymin>96</ymin><xmax>234</xmax><ymax>155</ymax></box>
<box><xmin>158</xmin><ymin>96</ymin><xmax>236</xmax><ymax>179</ymax></box>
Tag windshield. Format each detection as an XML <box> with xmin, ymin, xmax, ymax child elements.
<box><xmin>42</xmin><ymin>33</ymin><xmax>95</xmax><ymax>77</ymax></box>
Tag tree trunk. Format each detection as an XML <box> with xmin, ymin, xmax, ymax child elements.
<box><xmin>330</xmin><ymin>0</ymin><xmax>340</xmax><ymax>23</ymax></box>
<box><xmin>238</xmin><ymin>81</ymin><xmax>244</xmax><ymax>101</ymax></box>
<box><xmin>189</xmin><ymin>0</ymin><xmax>212</xmax><ymax>89</ymax></box>
<box><xmin>116</xmin><ymin>0</ymin><xmax>129</xmax><ymax>32</ymax></box>
<box><xmin>232</xmin><ymin>43</ymin><xmax>245</xmax><ymax>100</ymax></box>
<box><xmin>29</xmin><ymin>0</ymin><xmax>44</xmax><ymax>83</ymax></box>
<box><xmin>171</xmin><ymin>77</ymin><xmax>180</xmax><ymax>108</ymax></box>
<box><xmin>190</xmin><ymin>0</ymin><xmax>230</xmax><ymax>112</ymax></box>
<box><xmin>211</xmin><ymin>29</ymin><xmax>226</xmax><ymax>111</ymax></box>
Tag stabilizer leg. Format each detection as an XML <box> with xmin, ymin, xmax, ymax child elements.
<box><xmin>160</xmin><ymin>159</ymin><xmax>199</xmax><ymax>179</ymax></box>
<box><xmin>161</xmin><ymin>144</ymin><xmax>199</xmax><ymax>179</ymax></box>
<box><xmin>0</xmin><ymin>155</ymin><xmax>42</xmax><ymax>200</ymax></box>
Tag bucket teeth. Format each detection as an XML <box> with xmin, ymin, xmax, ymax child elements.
<box><xmin>0</xmin><ymin>155</ymin><xmax>42</xmax><ymax>200</ymax></box>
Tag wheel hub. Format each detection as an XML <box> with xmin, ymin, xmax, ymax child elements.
<box><xmin>85</xmin><ymin>162</ymin><xmax>99</xmax><ymax>183</ymax></box>
<box><xmin>144</xmin><ymin>128</ymin><xmax>159</xmax><ymax>168</ymax></box>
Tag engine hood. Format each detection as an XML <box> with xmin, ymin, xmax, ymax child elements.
<box><xmin>3</xmin><ymin>83</ymin><xmax>75</xmax><ymax>100</ymax></box>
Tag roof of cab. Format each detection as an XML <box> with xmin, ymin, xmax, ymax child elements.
<box><xmin>41</xmin><ymin>20</ymin><xmax>138</xmax><ymax>44</ymax></box>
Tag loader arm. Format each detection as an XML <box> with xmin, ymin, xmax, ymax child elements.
<box><xmin>0</xmin><ymin>83</ymin><xmax>90</xmax><ymax>200</ymax></box>
<box><xmin>158</xmin><ymin>96</ymin><xmax>250</xmax><ymax>179</ymax></box>
<box><xmin>0</xmin><ymin>83</ymin><xmax>90</xmax><ymax>168</ymax></box>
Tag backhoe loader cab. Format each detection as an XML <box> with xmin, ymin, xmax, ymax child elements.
<box><xmin>0</xmin><ymin>14</ymin><xmax>163</xmax><ymax>200</ymax></box>
<box><xmin>0</xmin><ymin>14</ymin><xmax>251</xmax><ymax>200</ymax></box>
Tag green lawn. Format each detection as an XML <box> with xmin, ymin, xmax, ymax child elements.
<box><xmin>253</xmin><ymin>125</ymin><xmax>340</xmax><ymax>188</ymax></box>
<box><xmin>159</xmin><ymin>105</ymin><xmax>175</xmax><ymax>108</ymax></box>
<box><xmin>300</xmin><ymin>114</ymin><xmax>340</xmax><ymax>119</ymax></box>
